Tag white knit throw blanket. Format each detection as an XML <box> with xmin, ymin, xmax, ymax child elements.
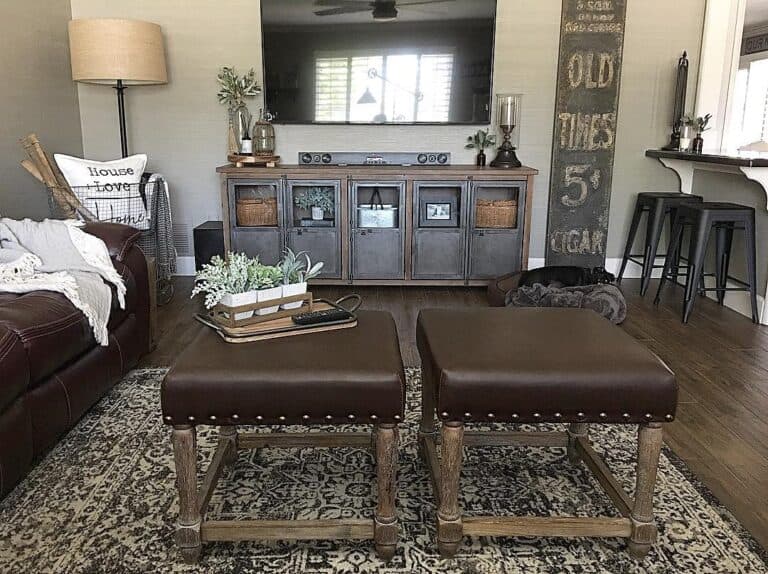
<box><xmin>0</xmin><ymin>218</ymin><xmax>126</xmax><ymax>345</ymax></box>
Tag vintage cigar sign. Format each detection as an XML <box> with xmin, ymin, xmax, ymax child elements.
<box><xmin>545</xmin><ymin>0</ymin><xmax>627</xmax><ymax>266</ymax></box>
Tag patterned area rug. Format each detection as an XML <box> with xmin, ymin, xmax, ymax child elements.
<box><xmin>0</xmin><ymin>368</ymin><xmax>765</xmax><ymax>573</ymax></box>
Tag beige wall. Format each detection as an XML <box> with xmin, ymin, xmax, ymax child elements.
<box><xmin>70</xmin><ymin>0</ymin><xmax>706</xmax><ymax>263</ymax></box>
<box><xmin>0</xmin><ymin>0</ymin><xmax>83</xmax><ymax>220</ymax></box>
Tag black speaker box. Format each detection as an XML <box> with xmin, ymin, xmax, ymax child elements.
<box><xmin>193</xmin><ymin>221</ymin><xmax>225</xmax><ymax>271</ymax></box>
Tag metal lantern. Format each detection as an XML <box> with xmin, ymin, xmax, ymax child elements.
<box><xmin>252</xmin><ymin>111</ymin><xmax>275</xmax><ymax>156</ymax></box>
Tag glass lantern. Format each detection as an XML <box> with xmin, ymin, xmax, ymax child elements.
<box><xmin>252</xmin><ymin>114</ymin><xmax>275</xmax><ymax>157</ymax></box>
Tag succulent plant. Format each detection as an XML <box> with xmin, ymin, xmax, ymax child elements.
<box><xmin>279</xmin><ymin>248</ymin><xmax>324</xmax><ymax>285</ymax></box>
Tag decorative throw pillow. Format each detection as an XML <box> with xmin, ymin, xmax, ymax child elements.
<box><xmin>54</xmin><ymin>154</ymin><xmax>150</xmax><ymax>230</ymax></box>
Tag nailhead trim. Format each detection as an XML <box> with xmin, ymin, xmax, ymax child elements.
<box><xmin>511</xmin><ymin>414</ymin><xmax>519</xmax><ymax>419</ymax></box>
<box><xmin>645</xmin><ymin>413</ymin><xmax>653</xmax><ymax>420</ymax></box>
<box><xmin>278</xmin><ymin>416</ymin><xmax>286</xmax><ymax>422</ymax></box>
<box><xmin>164</xmin><ymin>416</ymin><xmax>172</xmax><ymax>422</ymax></box>
<box><xmin>370</xmin><ymin>415</ymin><xmax>378</xmax><ymax>421</ymax></box>
<box><xmin>209</xmin><ymin>415</ymin><xmax>217</xmax><ymax>421</ymax></box>
<box><xmin>487</xmin><ymin>413</ymin><xmax>495</xmax><ymax>419</ymax></box>
<box><xmin>232</xmin><ymin>414</ymin><xmax>239</xmax><ymax>421</ymax></box>
<box><xmin>348</xmin><ymin>414</ymin><xmax>356</xmax><ymax>420</ymax></box>
<box><xmin>256</xmin><ymin>416</ymin><xmax>263</xmax><ymax>421</ymax></box>
<box><xmin>464</xmin><ymin>412</ymin><xmax>471</xmax><ymax>419</ymax></box>
<box><xmin>577</xmin><ymin>412</ymin><xmax>585</xmax><ymax>418</ymax></box>
<box><xmin>533</xmin><ymin>413</ymin><xmax>541</xmax><ymax>419</ymax></box>
<box><xmin>325</xmin><ymin>415</ymin><xmax>333</xmax><ymax>421</ymax></box>
<box><xmin>302</xmin><ymin>415</ymin><xmax>310</xmax><ymax>421</ymax></box>
<box><xmin>622</xmin><ymin>413</ymin><xmax>631</xmax><ymax>419</ymax></box>
<box><xmin>554</xmin><ymin>413</ymin><xmax>562</xmax><ymax>419</ymax></box>
<box><xmin>440</xmin><ymin>411</ymin><xmax>449</xmax><ymax>419</ymax></box>
<box><xmin>665</xmin><ymin>414</ymin><xmax>674</xmax><ymax>421</ymax></box>
<box><xmin>599</xmin><ymin>412</ymin><xmax>607</xmax><ymax>419</ymax></box>
<box><xmin>188</xmin><ymin>416</ymin><xmax>195</xmax><ymax>422</ymax></box>
<box><xmin>393</xmin><ymin>415</ymin><xmax>401</xmax><ymax>421</ymax></box>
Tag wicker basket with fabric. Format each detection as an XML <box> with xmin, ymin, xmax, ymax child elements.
<box><xmin>476</xmin><ymin>199</ymin><xmax>517</xmax><ymax>228</ymax></box>
<box><xmin>236</xmin><ymin>197</ymin><xmax>278</xmax><ymax>227</ymax></box>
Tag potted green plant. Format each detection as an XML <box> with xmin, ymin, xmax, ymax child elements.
<box><xmin>690</xmin><ymin>113</ymin><xmax>712</xmax><ymax>154</ymax></box>
<box><xmin>191</xmin><ymin>253</ymin><xmax>283</xmax><ymax>319</ymax></box>
<box><xmin>191</xmin><ymin>253</ymin><xmax>258</xmax><ymax>320</ymax></box>
<box><xmin>294</xmin><ymin>187</ymin><xmax>335</xmax><ymax>221</ymax></box>
<box><xmin>465</xmin><ymin>129</ymin><xmax>496</xmax><ymax>166</ymax></box>
<box><xmin>279</xmin><ymin>248</ymin><xmax>324</xmax><ymax>309</ymax></box>
<box><xmin>216</xmin><ymin>66</ymin><xmax>261</xmax><ymax>154</ymax></box>
<box><xmin>248</xmin><ymin>261</ymin><xmax>283</xmax><ymax>315</ymax></box>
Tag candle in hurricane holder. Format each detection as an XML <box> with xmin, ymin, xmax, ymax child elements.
<box><xmin>490</xmin><ymin>94</ymin><xmax>522</xmax><ymax>168</ymax></box>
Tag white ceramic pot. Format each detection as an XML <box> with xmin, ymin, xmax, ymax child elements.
<box><xmin>240</xmin><ymin>138</ymin><xmax>253</xmax><ymax>154</ymax></box>
<box><xmin>281</xmin><ymin>282</ymin><xmax>307</xmax><ymax>309</ymax></box>
<box><xmin>311</xmin><ymin>206</ymin><xmax>324</xmax><ymax>221</ymax></box>
<box><xmin>255</xmin><ymin>285</ymin><xmax>283</xmax><ymax>315</ymax></box>
<box><xmin>220</xmin><ymin>291</ymin><xmax>258</xmax><ymax>321</ymax></box>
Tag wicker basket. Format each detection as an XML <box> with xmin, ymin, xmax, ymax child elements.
<box><xmin>236</xmin><ymin>197</ymin><xmax>278</xmax><ymax>226</ymax></box>
<box><xmin>476</xmin><ymin>199</ymin><xmax>518</xmax><ymax>228</ymax></box>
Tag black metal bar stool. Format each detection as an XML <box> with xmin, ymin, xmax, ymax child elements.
<box><xmin>617</xmin><ymin>192</ymin><xmax>703</xmax><ymax>295</ymax></box>
<box><xmin>654</xmin><ymin>202</ymin><xmax>758</xmax><ymax>324</ymax></box>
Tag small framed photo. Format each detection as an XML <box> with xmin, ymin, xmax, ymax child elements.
<box><xmin>419</xmin><ymin>197</ymin><xmax>458</xmax><ymax>227</ymax></box>
<box><xmin>426</xmin><ymin>202</ymin><xmax>451</xmax><ymax>220</ymax></box>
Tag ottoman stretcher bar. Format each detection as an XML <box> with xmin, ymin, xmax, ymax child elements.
<box><xmin>416</xmin><ymin>308</ymin><xmax>676</xmax><ymax>559</ymax></box>
<box><xmin>162</xmin><ymin>311</ymin><xmax>406</xmax><ymax>563</ymax></box>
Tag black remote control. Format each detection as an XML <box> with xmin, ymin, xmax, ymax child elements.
<box><xmin>292</xmin><ymin>308</ymin><xmax>353</xmax><ymax>326</ymax></box>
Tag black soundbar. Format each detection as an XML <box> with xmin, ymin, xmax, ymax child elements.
<box><xmin>298</xmin><ymin>151</ymin><xmax>450</xmax><ymax>166</ymax></box>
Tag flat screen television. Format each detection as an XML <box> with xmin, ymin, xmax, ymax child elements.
<box><xmin>261</xmin><ymin>0</ymin><xmax>496</xmax><ymax>125</ymax></box>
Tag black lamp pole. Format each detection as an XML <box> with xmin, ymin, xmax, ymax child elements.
<box><xmin>114</xmin><ymin>79</ymin><xmax>128</xmax><ymax>158</ymax></box>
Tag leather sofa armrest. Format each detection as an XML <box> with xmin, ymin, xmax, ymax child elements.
<box><xmin>82</xmin><ymin>222</ymin><xmax>141</xmax><ymax>263</ymax></box>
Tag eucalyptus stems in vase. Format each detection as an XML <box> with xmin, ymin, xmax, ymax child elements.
<box><xmin>465</xmin><ymin>129</ymin><xmax>497</xmax><ymax>166</ymax></box>
<box><xmin>217</xmin><ymin>66</ymin><xmax>261</xmax><ymax>155</ymax></box>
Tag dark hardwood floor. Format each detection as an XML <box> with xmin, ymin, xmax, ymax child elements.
<box><xmin>143</xmin><ymin>277</ymin><xmax>768</xmax><ymax>551</ymax></box>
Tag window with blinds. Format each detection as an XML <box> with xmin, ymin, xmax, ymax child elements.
<box><xmin>314</xmin><ymin>51</ymin><xmax>454</xmax><ymax>123</ymax></box>
<box><xmin>727</xmin><ymin>57</ymin><xmax>768</xmax><ymax>150</ymax></box>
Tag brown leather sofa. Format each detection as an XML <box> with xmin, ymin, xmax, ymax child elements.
<box><xmin>0</xmin><ymin>222</ymin><xmax>152</xmax><ymax>498</ymax></box>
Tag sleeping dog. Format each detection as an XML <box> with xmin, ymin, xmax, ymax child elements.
<box><xmin>518</xmin><ymin>266</ymin><xmax>616</xmax><ymax>289</ymax></box>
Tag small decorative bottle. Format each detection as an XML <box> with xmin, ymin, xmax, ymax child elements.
<box><xmin>476</xmin><ymin>150</ymin><xmax>487</xmax><ymax>167</ymax></box>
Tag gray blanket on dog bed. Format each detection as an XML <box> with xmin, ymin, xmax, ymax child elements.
<box><xmin>507</xmin><ymin>282</ymin><xmax>627</xmax><ymax>324</ymax></box>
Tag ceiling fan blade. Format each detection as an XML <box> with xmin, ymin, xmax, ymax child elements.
<box><xmin>314</xmin><ymin>0</ymin><xmax>370</xmax><ymax>6</ymax></box>
<box><xmin>315</xmin><ymin>5</ymin><xmax>374</xmax><ymax>16</ymax></box>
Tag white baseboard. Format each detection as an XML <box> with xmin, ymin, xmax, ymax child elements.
<box><xmin>175</xmin><ymin>255</ymin><xmax>763</xmax><ymax>323</ymax></box>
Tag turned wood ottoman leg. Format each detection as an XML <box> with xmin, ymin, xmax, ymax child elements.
<box><xmin>628</xmin><ymin>422</ymin><xmax>663</xmax><ymax>560</ymax></box>
<box><xmin>437</xmin><ymin>422</ymin><xmax>464</xmax><ymax>558</ymax></box>
<box><xmin>172</xmin><ymin>425</ymin><xmax>201</xmax><ymax>564</ymax></box>
<box><xmin>567</xmin><ymin>423</ymin><xmax>589</xmax><ymax>464</ymax></box>
<box><xmin>374</xmin><ymin>424</ymin><xmax>399</xmax><ymax>561</ymax></box>
<box><xmin>219</xmin><ymin>426</ymin><xmax>238</xmax><ymax>466</ymax></box>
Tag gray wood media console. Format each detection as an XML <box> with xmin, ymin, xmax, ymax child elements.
<box><xmin>217</xmin><ymin>164</ymin><xmax>538</xmax><ymax>286</ymax></box>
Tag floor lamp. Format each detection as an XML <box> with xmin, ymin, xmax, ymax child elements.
<box><xmin>68</xmin><ymin>19</ymin><xmax>167</xmax><ymax>158</ymax></box>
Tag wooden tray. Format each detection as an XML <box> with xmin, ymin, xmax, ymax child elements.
<box><xmin>196</xmin><ymin>299</ymin><xmax>357</xmax><ymax>343</ymax></box>
<box><xmin>228</xmin><ymin>154</ymin><xmax>280</xmax><ymax>168</ymax></box>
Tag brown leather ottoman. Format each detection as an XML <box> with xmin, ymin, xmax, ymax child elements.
<box><xmin>416</xmin><ymin>307</ymin><xmax>676</xmax><ymax>560</ymax></box>
<box><xmin>161</xmin><ymin>311</ymin><xmax>405</xmax><ymax>563</ymax></box>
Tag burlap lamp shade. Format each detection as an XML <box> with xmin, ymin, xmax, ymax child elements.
<box><xmin>68</xmin><ymin>19</ymin><xmax>168</xmax><ymax>156</ymax></box>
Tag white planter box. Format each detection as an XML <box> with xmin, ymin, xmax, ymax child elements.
<box><xmin>255</xmin><ymin>285</ymin><xmax>282</xmax><ymax>315</ymax></box>
<box><xmin>220</xmin><ymin>291</ymin><xmax>259</xmax><ymax>321</ymax></box>
<box><xmin>311</xmin><ymin>206</ymin><xmax>324</xmax><ymax>220</ymax></box>
<box><xmin>281</xmin><ymin>282</ymin><xmax>307</xmax><ymax>309</ymax></box>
